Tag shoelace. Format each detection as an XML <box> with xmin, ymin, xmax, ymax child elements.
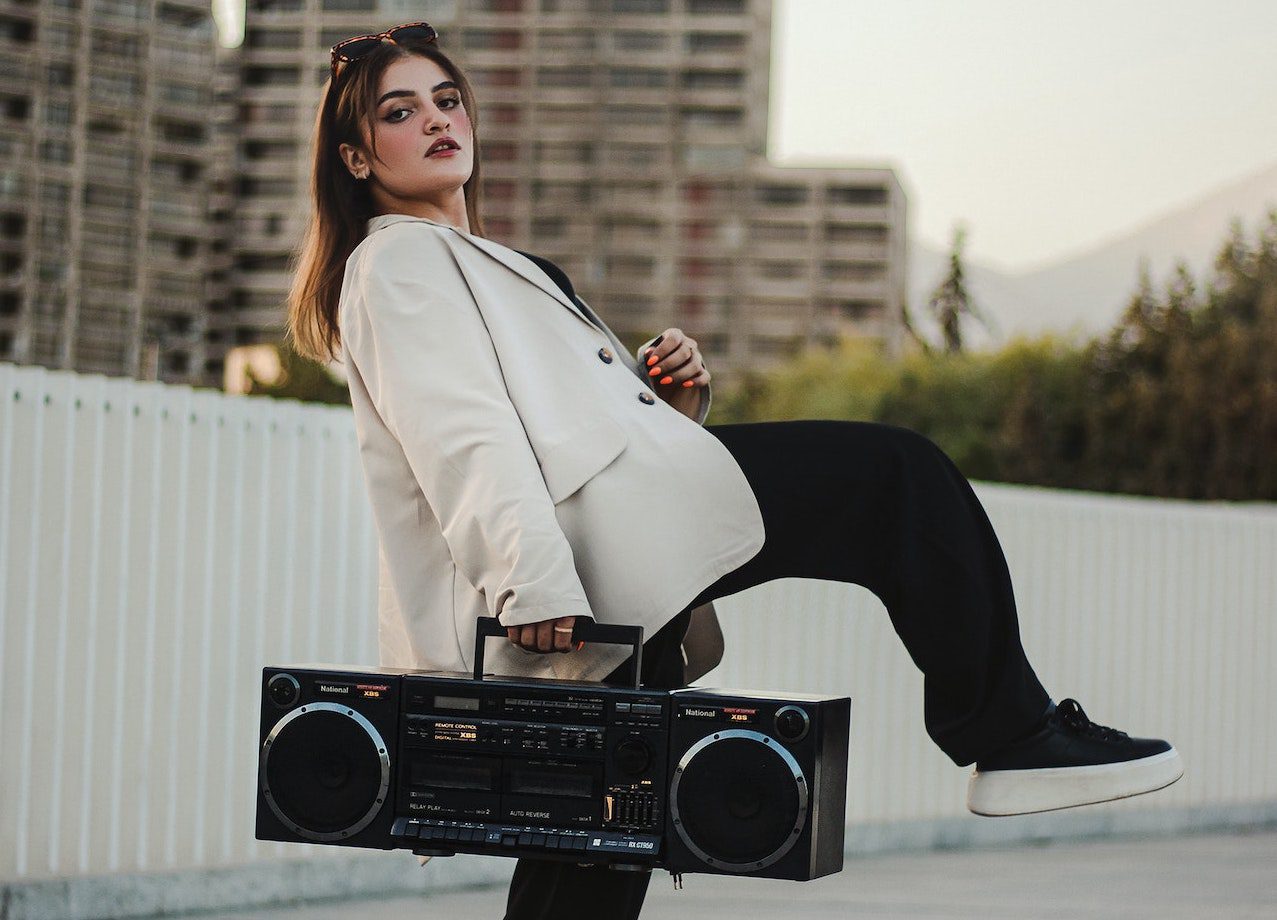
<box><xmin>1054</xmin><ymin>698</ymin><xmax>1130</xmax><ymax>741</ymax></box>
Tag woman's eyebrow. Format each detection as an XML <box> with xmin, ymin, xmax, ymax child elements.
<box><xmin>377</xmin><ymin>81</ymin><xmax>458</xmax><ymax>106</ymax></box>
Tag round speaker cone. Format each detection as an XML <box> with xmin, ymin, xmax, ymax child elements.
<box><xmin>676</xmin><ymin>736</ymin><xmax>802</xmax><ymax>863</ymax></box>
<box><xmin>266</xmin><ymin>710</ymin><xmax>383</xmax><ymax>835</ymax></box>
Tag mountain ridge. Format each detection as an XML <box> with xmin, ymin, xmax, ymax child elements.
<box><xmin>906</xmin><ymin>160</ymin><xmax>1277</xmax><ymax>349</ymax></box>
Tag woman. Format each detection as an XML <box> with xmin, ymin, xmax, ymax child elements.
<box><xmin>286</xmin><ymin>22</ymin><xmax>1183</xmax><ymax>920</ymax></box>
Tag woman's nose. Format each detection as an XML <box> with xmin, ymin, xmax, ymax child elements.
<box><xmin>424</xmin><ymin>109</ymin><xmax>449</xmax><ymax>132</ymax></box>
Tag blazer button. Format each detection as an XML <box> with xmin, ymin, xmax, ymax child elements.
<box><xmin>638</xmin><ymin>392</ymin><xmax>655</xmax><ymax>404</ymax></box>
<box><xmin>597</xmin><ymin>347</ymin><xmax>613</xmax><ymax>364</ymax></box>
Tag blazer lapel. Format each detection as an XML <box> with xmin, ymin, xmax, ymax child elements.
<box><xmin>366</xmin><ymin>213</ymin><xmax>600</xmax><ymax>334</ymax></box>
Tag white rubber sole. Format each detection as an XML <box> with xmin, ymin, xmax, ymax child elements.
<box><xmin>967</xmin><ymin>747</ymin><xmax>1184</xmax><ymax>816</ymax></box>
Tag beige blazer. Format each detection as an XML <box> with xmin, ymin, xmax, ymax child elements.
<box><xmin>338</xmin><ymin>213</ymin><xmax>765</xmax><ymax>686</ymax></box>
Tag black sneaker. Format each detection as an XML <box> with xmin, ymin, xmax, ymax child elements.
<box><xmin>967</xmin><ymin>698</ymin><xmax>1184</xmax><ymax>816</ymax></box>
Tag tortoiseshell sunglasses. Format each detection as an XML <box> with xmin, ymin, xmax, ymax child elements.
<box><xmin>330</xmin><ymin>21</ymin><xmax>439</xmax><ymax>79</ymax></box>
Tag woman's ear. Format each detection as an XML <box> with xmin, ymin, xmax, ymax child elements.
<box><xmin>338</xmin><ymin>142</ymin><xmax>367</xmax><ymax>179</ymax></box>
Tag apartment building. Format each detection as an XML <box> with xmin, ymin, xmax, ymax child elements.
<box><xmin>0</xmin><ymin>0</ymin><xmax>224</xmax><ymax>384</ymax></box>
<box><xmin>0</xmin><ymin>0</ymin><xmax>907</xmax><ymax>389</ymax></box>
<box><xmin>223</xmin><ymin>0</ymin><xmax>907</xmax><ymax>389</ymax></box>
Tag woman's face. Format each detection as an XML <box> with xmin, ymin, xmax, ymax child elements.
<box><xmin>347</xmin><ymin>54</ymin><xmax>474</xmax><ymax>210</ymax></box>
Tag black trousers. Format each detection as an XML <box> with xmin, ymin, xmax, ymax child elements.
<box><xmin>503</xmin><ymin>420</ymin><xmax>1053</xmax><ymax>920</ymax></box>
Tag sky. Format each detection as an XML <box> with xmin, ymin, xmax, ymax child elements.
<box><xmin>771</xmin><ymin>0</ymin><xmax>1277</xmax><ymax>271</ymax></box>
<box><xmin>213</xmin><ymin>0</ymin><xmax>1277</xmax><ymax>273</ymax></box>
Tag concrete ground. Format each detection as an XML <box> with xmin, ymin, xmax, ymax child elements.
<box><xmin>191</xmin><ymin>829</ymin><xmax>1277</xmax><ymax>919</ymax></box>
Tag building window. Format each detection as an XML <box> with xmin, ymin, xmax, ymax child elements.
<box><xmin>679</xmin><ymin>69</ymin><xmax>744</xmax><ymax>90</ymax></box>
<box><xmin>462</xmin><ymin>29</ymin><xmax>522</xmax><ymax>50</ymax></box>
<box><xmin>614</xmin><ymin>30</ymin><xmax>666</xmax><ymax>51</ymax></box>
<box><xmin>484</xmin><ymin>141</ymin><xmax>519</xmax><ymax>161</ymax></box>
<box><xmin>610</xmin><ymin>67</ymin><xmax>668</xmax><ymax>88</ymax></box>
<box><xmin>244</xmin><ymin>28</ymin><xmax>301</xmax><ymax>49</ymax></box>
<box><xmin>606</xmin><ymin>255</ymin><xmax>655</xmax><ymax>277</ymax></box>
<box><xmin>681</xmin><ymin>220</ymin><xmax>717</xmax><ymax>240</ymax></box>
<box><xmin>755</xmin><ymin>184</ymin><xmax>808</xmax><ymax>206</ymax></box>
<box><xmin>155</xmin><ymin>118</ymin><xmax>205</xmax><ymax>143</ymax></box>
<box><xmin>484</xmin><ymin>179</ymin><xmax>518</xmax><ymax>200</ymax></box>
<box><xmin>539</xmin><ymin>30</ymin><xmax>596</xmax><ymax>51</ymax></box>
<box><xmin>532</xmin><ymin>216</ymin><xmax>568</xmax><ymax>238</ymax></box>
<box><xmin>828</xmin><ymin>185</ymin><xmax>888</xmax><ymax>206</ymax></box>
<box><xmin>531</xmin><ymin>179</ymin><xmax>591</xmax><ymax>204</ymax></box>
<box><xmin>1</xmin><ymin>94</ymin><xmax>30</xmax><ymax>120</ymax></box>
<box><xmin>748</xmin><ymin>222</ymin><xmax>808</xmax><ymax>243</ymax></box>
<box><xmin>536</xmin><ymin>66</ymin><xmax>592</xmax><ymax>88</ymax></box>
<box><xmin>758</xmin><ymin>260</ymin><xmax>804</xmax><ymax>280</ymax></box>
<box><xmin>679</xmin><ymin>106</ymin><xmax>742</xmax><ymax>128</ymax></box>
<box><xmin>686</xmin><ymin>31</ymin><xmax>746</xmax><ymax>53</ymax></box>
<box><xmin>243</xmin><ymin>140</ymin><xmax>298</xmax><ymax>160</ymax></box>
<box><xmin>536</xmin><ymin>141</ymin><xmax>594</xmax><ymax>164</ymax></box>
<box><xmin>40</xmin><ymin>139</ymin><xmax>72</xmax><ymax>163</ymax></box>
<box><xmin>474</xmin><ymin>0</ymin><xmax>524</xmax><ymax>12</ymax></box>
<box><xmin>158</xmin><ymin>81</ymin><xmax>211</xmax><ymax>106</ymax></box>
<box><xmin>470</xmin><ymin>68</ymin><xmax>521</xmax><ymax>88</ymax></box>
<box><xmin>611</xmin><ymin>0</ymin><xmax>669</xmax><ymax>13</ymax></box>
<box><xmin>44</xmin><ymin>99</ymin><xmax>72</xmax><ymax>125</ymax></box>
<box><xmin>826</xmin><ymin>299</ymin><xmax>884</xmax><ymax>321</ymax></box>
<box><xmin>682</xmin><ymin>145</ymin><xmax>745</xmax><ymax>171</ymax></box>
<box><xmin>604</xmin><ymin>143</ymin><xmax>661</xmax><ymax>167</ymax></box>
<box><xmin>45</xmin><ymin>62</ymin><xmax>73</xmax><ymax>86</ymax></box>
<box><xmin>90</xmin><ymin>30</ymin><xmax>140</xmax><ymax>57</ymax></box>
<box><xmin>824</xmin><ymin>222</ymin><xmax>889</xmax><ymax>243</ymax></box>
<box><xmin>487</xmin><ymin>104</ymin><xmax>521</xmax><ymax>124</ymax></box>
<box><xmin>244</xmin><ymin>65</ymin><xmax>301</xmax><ymax>87</ymax></box>
<box><xmin>688</xmin><ymin>0</ymin><xmax>746</xmax><ymax>14</ymax></box>
<box><xmin>603</xmin><ymin>104</ymin><xmax>665</xmax><ymax>126</ymax></box>
<box><xmin>822</xmin><ymin>261</ymin><xmax>884</xmax><ymax>282</ymax></box>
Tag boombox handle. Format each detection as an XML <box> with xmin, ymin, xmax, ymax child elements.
<box><xmin>472</xmin><ymin>616</ymin><xmax>645</xmax><ymax>689</ymax></box>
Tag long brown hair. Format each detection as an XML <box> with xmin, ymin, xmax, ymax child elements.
<box><xmin>286</xmin><ymin>38</ymin><xmax>486</xmax><ymax>365</ymax></box>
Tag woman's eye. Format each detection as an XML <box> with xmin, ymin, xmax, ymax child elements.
<box><xmin>438</xmin><ymin>96</ymin><xmax>460</xmax><ymax>109</ymax></box>
<box><xmin>386</xmin><ymin>107</ymin><xmax>411</xmax><ymax>123</ymax></box>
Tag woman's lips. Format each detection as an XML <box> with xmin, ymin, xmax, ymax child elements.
<box><xmin>427</xmin><ymin>148</ymin><xmax>459</xmax><ymax>158</ymax></box>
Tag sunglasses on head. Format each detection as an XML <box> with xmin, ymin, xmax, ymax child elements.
<box><xmin>330</xmin><ymin>21</ymin><xmax>439</xmax><ymax>79</ymax></box>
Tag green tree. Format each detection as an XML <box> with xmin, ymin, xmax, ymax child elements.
<box><xmin>244</xmin><ymin>342</ymin><xmax>351</xmax><ymax>406</ymax></box>
<box><xmin>926</xmin><ymin>223</ymin><xmax>991</xmax><ymax>354</ymax></box>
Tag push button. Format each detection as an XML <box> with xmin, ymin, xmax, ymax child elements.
<box><xmin>545</xmin><ymin>834</ymin><xmax>560</xmax><ymax>848</ymax></box>
<box><xmin>597</xmin><ymin>347</ymin><xmax>613</xmax><ymax>364</ymax></box>
<box><xmin>638</xmin><ymin>392</ymin><xmax>655</xmax><ymax>405</ymax></box>
<box><xmin>531</xmin><ymin>833</ymin><xmax>546</xmax><ymax>847</ymax></box>
<box><xmin>518</xmin><ymin>832</ymin><xmax>533</xmax><ymax>846</ymax></box>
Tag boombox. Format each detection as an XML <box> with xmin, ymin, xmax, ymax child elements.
<box><xmin>256</xmin><ymin>617</ymin><xmax>850</xmax><ymax>881</ymax></box>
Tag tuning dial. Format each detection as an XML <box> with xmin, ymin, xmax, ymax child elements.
<box><xmin>267</xmin><ymin>673</ymin><xmax>300</xmax><ymax>708</ymax></box>
<box><xmin>774</xmin><ymin>705</ymin><xmax>810</xmax><ymax>743</ymax></box>
<box><xmin>614</xmin><ymin>735</ymin><xmax>651</xmax><ymax>774</ymax></box>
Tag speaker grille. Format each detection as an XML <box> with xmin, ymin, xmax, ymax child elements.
<box><xmin>261</xmin><ymin>703</ymin><xmax>390</xmax><ymax>841</ymax></box>
<box><xmin>672</xmin><ymin>731</ymin><xmax>808</xmax><ymax>869</ymax></box>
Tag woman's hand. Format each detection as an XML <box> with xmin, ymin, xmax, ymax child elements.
<box><xmin>642</xmin><ymin>328</ymin><xmax>710</xmax><ymax>421</ymax></box>
<box><xmin>507</xmin><ymin>614</ymin><xmax>585</xmax><ymax>653</ymax></box>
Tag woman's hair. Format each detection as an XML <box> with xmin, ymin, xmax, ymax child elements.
<box><xmin>286</xmin><ymin>39</ymin><xmax>485</xmax><ymax>365</ymax></box>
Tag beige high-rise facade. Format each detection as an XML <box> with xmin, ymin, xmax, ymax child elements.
<box><xmin>224</xmin><ymin>0</ymin><xmax>907</xmax><ymax>389</ymax></box>
<box><xmin>1</xmin><ymin>0</ymin><xmax>907</xmax><ymax>390</ymax></box>
<box><xmin>0</xmin><ymin>0</ymin><xmax>227</xmax><ymax>384</ymax></box>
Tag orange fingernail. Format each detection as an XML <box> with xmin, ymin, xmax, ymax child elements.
<box><xmin>647</xmin><ymin>355</ymin><xmax>659</xmax><ymax>366</ymax></box>
<box><xmin>648</xmin><ymin>366</ymin><xmax>661</xmax><ymax>376</ymax></box>
<box><xmin>576</xmin><ymin>640</ymin><xmax>585</xmax><ymax>650</ymax></box>
<box><xmin>660</xmin><ymin>376</ymin><xmax>673</xmax><ymax>385</ymax></box>
<box><xmin>682</xmin><ymin>380</ymin><xmax>694</xmax><ymax>387</ymax></box>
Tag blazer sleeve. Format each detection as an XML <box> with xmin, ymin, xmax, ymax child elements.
<box><xmin>635</xmin><ymin>335</ymin><xmax>712</xmax><ymax>426</ymax></box>
<box><xmin>342</xmin><ymin>223</ymin><xmax>594</xmax><ymax>629</ymax></box>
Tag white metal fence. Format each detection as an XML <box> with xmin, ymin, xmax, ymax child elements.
<box><xmin>2</xmin><ymin>361</ymin><xmax>1274</xmax><ymax>886</ymax></box>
